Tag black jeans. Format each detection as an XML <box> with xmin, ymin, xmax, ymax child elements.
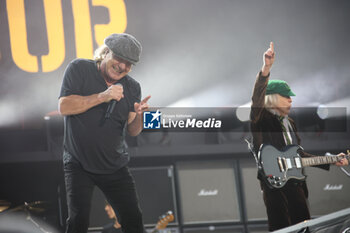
<box><xmin>260</xmin><ymin>181</ymin><xmax>310</xmax><ymax>231</ymax></box>
<box><xmin>64</xmin><ymin>160</ymin><xmax>145</xmax><ymax>233</ymax></box>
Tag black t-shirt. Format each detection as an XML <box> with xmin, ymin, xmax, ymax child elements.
<box><xmin>59</xmin><ymin>59</ymin><xmax>141</xmax><ymax>174</ymax></box>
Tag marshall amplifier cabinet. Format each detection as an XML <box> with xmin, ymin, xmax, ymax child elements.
<box><xmin>88</xmin><ymin>187</ymin><xmax>110</xmax><ymax>230</ymax></box>
<box><xmin>89</xmin><ymin>166</ymin><xmax>178</xmax><ymax>229</ymax></box>
<box><xmin>176</xmin><ymin>160</ymin><xmax>241</xmax><ymax>225</ymax></box>
<box><xmin>130</xmin><ymin>166</ymin><xmax>178</xmax><ymax>227</ymax></box>
<box><xmin>305</xmin><ymin>165</ymin><xmax>350</xmax><ymax>217</ymax></box>
<box><xmin>239</xmin><ymin>158</ymin><xmax>268</xmax><ymax>221</ymax></box>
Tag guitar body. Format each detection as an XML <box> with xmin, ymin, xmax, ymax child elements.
<box><xmin>258</xmin><ymin>144</ymin><xmax>305</xmax><ymax>189</ymax></box>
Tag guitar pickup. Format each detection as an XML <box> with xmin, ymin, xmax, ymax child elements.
<box><xmin>284</xmin><ymin>158</ymin><xmax>292</xmax><ymax>169</ymax></box>
<box><xmin>294</xmin><ymin>157</ymin><xmax>302</xmax><ymax>168</ymax></box>
<box><xmin>277</xmin><ymin>157</ymin><xmax>285</xmax><ymax>172</ymax></box>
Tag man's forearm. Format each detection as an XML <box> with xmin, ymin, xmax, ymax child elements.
<box><xmin>261</xmin><ymin>64</ymin><xmax>271</xmax><ymax>77</ymax></box>
<box><xmin>58</xmin><ymin>94</ymin><xmax>105</xmax><ymax>116</ymax></box>
<box><xmin>127</xmin><ymin>114</ymin><xmax>143</xmax><ymax>136</ymax></box>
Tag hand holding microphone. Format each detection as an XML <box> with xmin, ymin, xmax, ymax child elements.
<box><xmin>103</xmin><ymin>83</ymin><xmax>123</xmax><ymax>119</ymax></box>
<box><xmin>102</xmin><ymin>83</ymin><xmax>124</xmax><ymax>102</ymax></box>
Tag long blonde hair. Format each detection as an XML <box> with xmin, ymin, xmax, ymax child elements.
<box><xmin>93</xmin><ymin>44</ymin><xmax>109</xmax><ymax>63</ymax></box>
<box><xmin>264</xmin><ymin>94</ymin><xmax>279</xmax><ymax>109</ymax></box>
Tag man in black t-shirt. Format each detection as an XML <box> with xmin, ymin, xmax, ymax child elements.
<box><xmin>59</xmin><ymin>33</ymin><xmax>150</xmax><ymax>233</ymax></box>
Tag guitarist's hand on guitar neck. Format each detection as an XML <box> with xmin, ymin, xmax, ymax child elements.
<box><xmin>332</xmin><ymin>151</ymin><xmax>349</xmax><ymax>167</ymax></box>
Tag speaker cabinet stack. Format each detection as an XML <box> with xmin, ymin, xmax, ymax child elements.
<box><xmin>305</xmin><ymin>165</ymin><xmax>350</xmax><ymax>217</ymax></box>
<box><xmin>239</xmin><ymin>159</ymin><xmax>268</xmax><ymax>221</ymax></box>
<box><xmin>176</xmin><ymin>160</ymin><xmax>241</xmax><ymax>225</ymax></box>
<box><xmin>130</xmin><ymin>166</ymin><xmax>178</xmax><ymax>227</ymax></box>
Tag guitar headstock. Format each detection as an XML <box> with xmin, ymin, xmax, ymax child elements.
<box><xmin>155</xmin><ymin>211</ymin><xmax>174</xmax><ymax>230</ymax></box>
<box><xmin>339</xmin><ymin>150</ymin><xmax>350</xmax><ymax>164</ymax></box>
<box><xmin>346</xmin><ymin>150</ymin><xmax>350</xmax><ymax>159</ymax></box>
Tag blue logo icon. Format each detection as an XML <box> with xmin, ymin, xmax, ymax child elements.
<box><xmin>143</xmin><ymin>110</ymin><xmax>161</xmax><ymax>129</ymax></box>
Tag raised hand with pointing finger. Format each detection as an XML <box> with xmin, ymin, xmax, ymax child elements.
<box><xmin>261</xmin><ymin>42</ymin><xmax>275</xmax><ymax>76</ymax></box>
<box><xmin>250</xmin><ymin>40</ymin><xmax>349</xmax><ymax>232</ymax></box>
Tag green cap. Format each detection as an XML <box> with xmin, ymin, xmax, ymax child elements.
<box><xmin>266</xmin><ymin>80</ymin><xmax>296</xmax><ymax>97</ymax></box>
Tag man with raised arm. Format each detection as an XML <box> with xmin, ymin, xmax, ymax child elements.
<box><xmin>250</xmin><ymin>42</ymin><xmax>348</xmax><ymax>231</ymax></box>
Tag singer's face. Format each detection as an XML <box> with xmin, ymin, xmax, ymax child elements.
<box><xmin>101</xmin><ymin>50</ymin><xmax>132</xmax><ymax>82</ymax></box>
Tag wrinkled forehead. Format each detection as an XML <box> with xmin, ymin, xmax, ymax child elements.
<box><xmin>109</xmin><ymin>50</ymin><xmax>132</xmax><ymax>66</ymax></box>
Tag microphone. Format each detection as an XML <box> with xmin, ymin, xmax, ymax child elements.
<box><xmin>105</xmin><ymin>83</ymin><xmax>123</xmax><ymax>119</ymax></box>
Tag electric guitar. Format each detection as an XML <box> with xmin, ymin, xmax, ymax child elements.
<box><xmin>151</xmin><ymin>211</ymin><xmax>174</xmax><ymax>233</ymax></box>
<box><xmin>258</xmin><ymin>144</ymin><xmax>349</xmax><ymax>189</ymax></box>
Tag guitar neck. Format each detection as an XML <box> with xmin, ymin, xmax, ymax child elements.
<box><xmin>301</xmin><ymin>155</ymin><xmax>345</xmax><ymax>167</ymax></box>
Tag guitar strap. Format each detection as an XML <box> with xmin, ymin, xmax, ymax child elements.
<box><xmin>244</xmin><ymin>137</ymin><xmax>264</xmax><ymax>177</ymax></box>
<box><xmin>278</xmin><ymin>116</ymin><xmax>293</xmax><ymax>145</ymax></box>
<box><xmin>289</xmin><ymin>126</ymin><xmax>299</xmax><ymax>146</ymax></box>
